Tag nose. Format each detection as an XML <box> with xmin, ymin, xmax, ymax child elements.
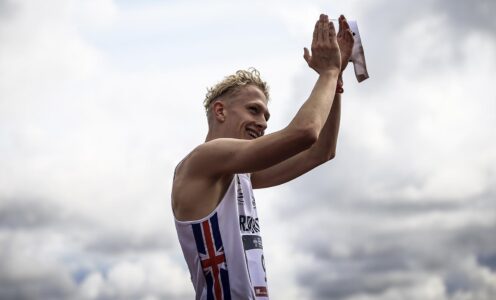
<box><xmin>255</xmin><ymin>117</ymin><xmax>267</xmax><ymax>135</ymax></box>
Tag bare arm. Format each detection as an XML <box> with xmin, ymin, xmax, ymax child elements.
<box><xmin>251</xmin><ymin>15</ymin><xmax>354</xmax><ymax>189</ymax></box>
<box><xmin>186</xmin><ymin>14</ymin><xmax>341</xmax><ymax>179</ymax></box>
<box><xmin>251</xmin><ymin>94</ymin><xmax>341</xmax><ymax>188</ymax></box>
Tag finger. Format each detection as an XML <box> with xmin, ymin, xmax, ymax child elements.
<box><xmin>317</xmin><ymin>15</ymin><xmax>324</xmax><ymax>43</ymax></box>
<box><xmin>341</xmin><ymin>15</ymin><xmax>351</xmax><ymax>31</ymax></box>
<box><xmin>328</xmin><ymin>22</ymin><xmax>335</xmax><ymax>42</ymax></box>
<box><xmin>323</xmin><ymin>15</ymin><xmax>330</xmax><ymax>43</ymax></box>
<box><xmin>303</xmin><ymin>47</ymin><xmax>311</xmax><ymax>63</ymax></box>
<box><xmin>312</xmin><ymin>20</ymin><xmax>319</xmax><ymax>48</ymax></box>
<box><xmin>337</xmin><ymin>21</ymin><xmax>343</xmax><ymax>38</ymax></box>
<box><xmin>328</xmin><ymin>20</ymin><xmax>337</xmax><ymax>40</ymax></box>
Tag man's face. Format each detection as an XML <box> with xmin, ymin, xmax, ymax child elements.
<box><xmin>223</xmin><ymin>85</ymin><xmax>270</xmax><ymax>140</ymax></box>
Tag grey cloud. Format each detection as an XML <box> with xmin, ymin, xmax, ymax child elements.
<box><xmin>0</xmin><ymin>233</ymin><xmax>75</xmax><ymax>300</ymax></box>
<box><xmin>300</xmin><ymin>271</ymin><xmax>416</xmax><ymax>300</ymax></box>
<box><xmin>477</xmin><ymin>254</ymin><xmax>496</xmax><ymax>272</ymax></box>
<box><xmin>1</xmin><ymin>0</ymin><xmax>495</xmax><ymax>299</ymax></box>
<box><xmin>0</xmin><ymin>197</ymin><xmax>64</xmax><ymax>229</ymax></box>
<box><xmin>0</xmin><ymin>225</ymin><xmax>184</xmax><ymax>300</ymax></box>
<box><xmin>296</xmin><ymin>219</ymin><xmax>496</xmax><ymax>299</ymax></box>
<box><xmin>284</xmin><ymin>180</ymin><xmax>496</xmax><ymax>296</ymax></box>
<box><xmin>282</xmin><ymin>157</ymin><xmax>496</xmax><ymax>299</ymax></box>
<box><xmin>365</xmin><ymin>0</ymin><xmax>496</xmax><ymax>36</ymax></box>
<box><xmin>85</xmin><ymin>229</ymin><xmax>172</xmax><ymax>254</ymax></box>
<box><xmin>279</xmin><ymin>15</ymin><xmax>496</xmax><ymax>291</ymax></box>
<box><xmin>0</xmin><ymin>0</ymin><xmax>18</xmax><ymax>20</ymax></box>
<box><xmin>452</xmin><ymin>225</ymin><xmax>496</xmax><ymax>259</ymax></box>
<box><xmin>0</xmin><ymin>276</ymin><xmax>73</xmax><ymax>300</ymax></box>
<box><xmin>356</xmin><ymin>0</ymin><xmax>496</xmax><ymax>84</ymax></box>
<box><xmin>0</xmin><ymin>195</ymin><xmax>179</xmax><ymax>298</ymax></box>
<box><xmin>0</xmin><ymin>196</ymin><xmax>174</xmax><ymax>253</ymax></box>
<box><xmin>436</xmin><ymin>0</ymin><xmax>496</xmax><ymax>34</ymax></box>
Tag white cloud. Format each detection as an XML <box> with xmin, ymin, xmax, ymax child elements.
<box><xmin>75</xmin><ymin>254</ymin><xmax>193</xmax><ymax>299</ymax></box>
<box><xmin>1</xmin><ymin>0</ymin><xmax>495</xmax><ymax>299</ymax></box>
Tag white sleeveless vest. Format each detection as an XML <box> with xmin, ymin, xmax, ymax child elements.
<box><xmin>174</xmin><ymin>173</ymin><xmax>269</xmax><ymax>300</ymax></box>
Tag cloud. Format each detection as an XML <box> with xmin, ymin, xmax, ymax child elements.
<box><xmin>0</xmin><ymin>230</ymin><xmax>76</xmax><ymax>300</ymax></box>
<box><xmin>75</xmin><ymin>254</ymin><xmax>192</xmax><ymax>300</ymax></box>
<box><xmin>436</xmin><ymin>0</ymin><xmax>496</xmax><ymax>34</ymax></box>
<box><xmin>0</xmin><ymin>198</ymin><xmax>65</xmax><ymax>229</ymax></box>
<box><xmin>0</xmin><ymin>0</ymin><xmax>495</xmax><ymax>299</ymax></box>
<box><xmin>0</xmin><ymin>1</ymin><xmax>192</xmax><ymax>298</ymax></box>
<box><xmin>264</xmin><ymin>0</ymin><xmax>496</xmax><ymax>298</ymax></box>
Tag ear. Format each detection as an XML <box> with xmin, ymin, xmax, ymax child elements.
<box><xmin>212</xmin><ymin>100</ymin><xmax>226</xmax><ymax>122</ymax></box>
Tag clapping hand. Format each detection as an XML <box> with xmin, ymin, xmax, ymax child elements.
<box><xmin>303</xmin><ymin>14</ymin><xmax>341</xmax><ymax>75</ymax></box>
<box><xmin>337</xmin><ymin>15</ymin><xmax>354</xmax><ymax>74</ymax></box>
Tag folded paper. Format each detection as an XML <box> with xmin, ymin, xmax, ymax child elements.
<box><xmin>348</xmin><ymin>21</ymin><xmax>369</xmax><ymax>82</ymax></box>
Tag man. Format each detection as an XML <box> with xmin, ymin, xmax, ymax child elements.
<box><xmin>172</xmin><ymin>14</ymin><xmax>354</xmax><ymax>299</ymax></box>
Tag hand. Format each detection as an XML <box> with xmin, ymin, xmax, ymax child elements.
<box><xmin>303</xmin><ymin>14</ymin><xmax>341</xmax><ymax>75</ymax></box>
<box><xmin>337</xmin><ymin>15</ymin><xmax>354</xmax><ymax>73</ymax></box>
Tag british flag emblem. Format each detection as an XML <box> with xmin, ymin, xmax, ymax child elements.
<box><xmin>192</xmin><ymin>213</ymin><xmax>231</xmax><ymax>300</ymax></box>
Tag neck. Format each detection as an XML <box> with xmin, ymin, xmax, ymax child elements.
<box><xmin>205</xmin><ymin>130</ymin><xmax>220</xmax><ymax>142</ymax></box>
<box><xmin>206</xmin><ymin>126</ymin><xmax>235</xmax><ymax>142</ymax></box>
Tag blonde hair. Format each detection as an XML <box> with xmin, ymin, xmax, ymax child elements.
<box><xmin>204</xmin><ymin>68</ymin><xmax>269</xmax><ymax>112</ymax></box>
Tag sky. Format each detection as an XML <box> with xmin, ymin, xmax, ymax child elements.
<box><xmin>0</xmin><ymin>0</ymin><xmax>495</xmax><ymax>299</ymax></box>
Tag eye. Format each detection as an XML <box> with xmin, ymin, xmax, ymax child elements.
<box><xmin>248</xmin><ymin>106</ymin><xmax>258</xmax><ymax>114</ymax></box>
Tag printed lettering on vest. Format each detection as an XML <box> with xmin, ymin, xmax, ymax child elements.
<box><xmin>239</xmin><ymin>215</ymin><xmax>260</xmax><ymax>234</ymax></box>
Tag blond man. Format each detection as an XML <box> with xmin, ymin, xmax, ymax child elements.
<box><xmin>172</xmin><ymin>14</ymin><xmax>354</xmax><ymax>300</ymax></box>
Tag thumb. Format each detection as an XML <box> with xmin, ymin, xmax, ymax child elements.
<box><xmin>303</xmin><ymin>47</ymin><xmax>311</xmax><ymax>63</ymax></box>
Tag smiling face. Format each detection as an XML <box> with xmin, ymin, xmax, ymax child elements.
<box><xmin>210</xmin><ymin>84</ymin><xmax>270</xmax><ymax>140</ymax></box>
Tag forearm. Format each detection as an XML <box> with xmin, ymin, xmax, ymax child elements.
<box><xmin>252</xmin><ymin>93</ymin><xmax>341</xmax><ymax>188</ymax></box>
<box><xmin>289</xmin><ymin>71</ymin><xmax>339</xmax><ymax>137</ymax></box>
<box><xmin>250</xmin><ymin>79</ymin><xmax>343</xmax><ymax>189</ymax></box>
<box><xmin>308</xmin><ymin>92</ymin><xmax>341</xmax><ymax>161</ymax></box>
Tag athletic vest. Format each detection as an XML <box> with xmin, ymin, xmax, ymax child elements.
<box><xmin>174</xmin><ymin>173</ymin><xmax>269</xmax><ymax>300</ymax></box>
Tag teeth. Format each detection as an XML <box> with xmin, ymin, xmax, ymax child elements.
<box><xmin>247</xmin><ymin>130</ymin><xmax>257</xmax><ymax>138</ymax></box>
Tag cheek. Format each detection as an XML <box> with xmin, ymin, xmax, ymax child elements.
<box><xmin>235</xmin><ymin>111</ymin><xmax>250</xmax><ymax>121</ymax></box>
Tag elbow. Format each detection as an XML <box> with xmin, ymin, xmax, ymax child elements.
<box><xmin>328</xmin><ymin>152</ymin><xmax>336</xmax><ymax>161</ymax></box>
<box><xmin>298</xmin><ymin>126</ymin><xmax>319</xmax><ymax>148</ymax></box>
<box><xmin>316</xmin><ymin>151</ymin><xmax>335</xmax><ymax>165</ymax></box>
<box><xmin>287</xmin><ymin>120</ymin><xmax>320</xmax><ymax>148</ymax></box>
<box><xmin>327</xmin><ymin>146</ymin><xmax>337</xmax><ymax>161</ymax></box>
<box><xmin>285</xmin><ymin>122</ymin><xmax>319</xmax><ymax>151</ymax></box>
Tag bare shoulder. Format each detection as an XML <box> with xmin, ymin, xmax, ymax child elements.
<box><xmin>172</xmin><ymin>146</ymin><xmax>233</xmax><ymax>222</ymax></box>
<box><xmin>172</xmin><ymin>130</ymin><xmax>314</xmax><ymax>220</ymax></box>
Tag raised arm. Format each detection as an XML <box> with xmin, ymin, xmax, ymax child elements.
<box><xmin>186</xmin><ymin>14</ymin><xmax>341</xmax><ymax>179</ymax></box>
<box><xmin>251</xmin><ymin>15</ymin><xmax>355</xmax><ymax>189</ymax></box>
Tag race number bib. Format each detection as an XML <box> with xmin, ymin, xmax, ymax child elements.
<box><xmin>243</xmin><ymin>235</ymin><xmax>269</xmax><ymax>298</ymax></box>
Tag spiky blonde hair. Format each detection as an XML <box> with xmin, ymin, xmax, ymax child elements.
<box><xmin>203</xmin><ymin>68</ymin><xmax>270</xmax><ymax>113</ymax></box>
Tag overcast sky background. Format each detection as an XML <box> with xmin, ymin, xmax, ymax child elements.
<box><xmin>1</xmin><ymin>0</ymin><xmax>495</xmax><ymax>299</ymax></box>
